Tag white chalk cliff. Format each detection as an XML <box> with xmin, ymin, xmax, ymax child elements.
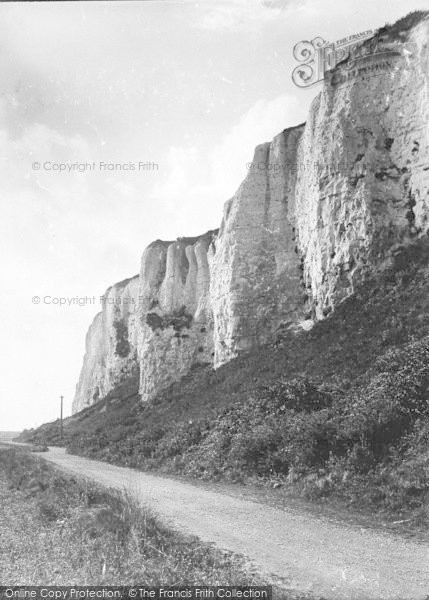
<box><xmin>73</xmin><ymin>16</ymin><xmax>429</xmax><ymax>413</ymax></box>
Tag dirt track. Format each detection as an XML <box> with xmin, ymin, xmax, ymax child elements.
<box><xmin>37</xmin><ymin>447</ymin><xmax>429</xmax><ymax>600</ymax></box>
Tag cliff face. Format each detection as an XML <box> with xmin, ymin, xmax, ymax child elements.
<box><xmin>293</xmin><ymin>21</ymin><xmax>429</xmax><ymax>318</ymax></box>
<box><xmin>137</xmin><ymin>232</ymin><xmax>217</xmax><ymax>401</ymax></box>
<box><xmin>210</xmin><ymin>126</ymin><xmax>306</xmax><ymax>366</ymax></box>
<box><xmin>72</xmin><ymin>276</ymin><xmax>140</xmax><ymax>413</ymax></box>
<box><xmin>73</xmin><ymin>15</ymin><xmax>429</xmax><ymax>413</ymax></box>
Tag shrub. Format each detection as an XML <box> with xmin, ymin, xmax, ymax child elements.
<box><xmin>146</xmin><ymin>306</ymin><xmax>193</xmax><ymax>333</ymax></box>
<box><xmin>113</xmin><ymin>318</ymin><xmax>130</xmax><ymax>358</ymax></box>
<box><xmin>257</xmin><ymin>378</ymin><xmax>334</xmax><ymax>413</ymax></box>
<box><xmin>31</xmin><ymin>444</ymin><xmax>49</xmax><ymax>453</ymax></box>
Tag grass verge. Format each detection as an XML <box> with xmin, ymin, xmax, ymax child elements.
<box><xmin>0</xmin><ymin>446</ymin><xmax>312</xmax><ymax>598</ymax></box>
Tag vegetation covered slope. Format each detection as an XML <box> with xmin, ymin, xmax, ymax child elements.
<box><xmin>19</xmin><ymin>239</ymin><xmax>429</xmax><ymax>524</ymax></box>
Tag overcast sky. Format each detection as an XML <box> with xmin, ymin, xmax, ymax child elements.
<box><xmin>1</xmin><ymin>0</ymin><xmax>427</xmax><ymax>431</ymax></box>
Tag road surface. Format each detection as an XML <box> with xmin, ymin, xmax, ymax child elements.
<box><xmin>27</xmin><ymin>447</ymin><xmax>429</xmax><ymax>599</ymax></box>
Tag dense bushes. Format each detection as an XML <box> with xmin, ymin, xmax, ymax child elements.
<box><xmin>174</xmin><ymin>379</ymin><xmax>336</xmax><ymax>480</ymax></box>
<box><xmin>180</xmin><ymin>338</ymin><xmax>429</xmax><ymax>483</ymax></box>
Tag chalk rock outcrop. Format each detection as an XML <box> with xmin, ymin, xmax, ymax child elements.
<box><xmin>72</xmin><ymin>232</ymin><xmax>218</xmax><ymax>412</ymax></box>
<box><xmin>72</xmin><ymin>276</ymin><xmax>139</xmax><ymax>412</ymax></box>
<box><xmin>212</xmin><ymin>18</ymin><xmax>429</xmax><ymax>363</ymax></box>
<box><xmin>137</xmin><ymin>232</ymin><xmax>217</xmax><ymax>401</ymax></box>
<box><xmin>210</xmin><ymin>125</ymin><xmax>306</xmax><ymax>366</ymax></box>
<box><xmin>73</xmin><ymin>15</ymin><xmax>429</xmax><ymax>413</ymax></box>
<box><xmin>293</xmin><ymin>20</ymin><xmax>429</xmax><ymax>318</ymax></box>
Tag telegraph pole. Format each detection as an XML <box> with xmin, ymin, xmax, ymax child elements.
<box><xmin>60</xmin><ymin>395</ymin><xmax>63</xmax><ymax>442</ymax></box>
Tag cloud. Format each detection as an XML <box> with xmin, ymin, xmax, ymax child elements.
<box><xmin>195</xmin><ymin>0</ymin><xmax>308</xmax><ymax>32</ymax></box>
<box><xmin>0</xmin><ymin>119</ymin><xmax>147</xmax><ymax>430</ymax></box>
<box><xmin>149</xmin><ymin>94</ymin><xmax>308</xmax><ymax>235</ymax></box>
<box><xmin>209</xmin><ymin>95</ymin><xmax>307</xmax><ymax>197</ymax></box>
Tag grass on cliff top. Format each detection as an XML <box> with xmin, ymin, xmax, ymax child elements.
<box><xmin>19</xmin><ymin>239</ymin><xmax>429</xmax><ymax>528</ymax></box>
<box><xmin>0</xmin><ymin>446</ymin><xmax>306</xmax><ymax>598</ymax></box>
<box><xmin>378</xmin><ymin>10</ymin><xmax>429</xmax><ymax>39</ymax></box>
